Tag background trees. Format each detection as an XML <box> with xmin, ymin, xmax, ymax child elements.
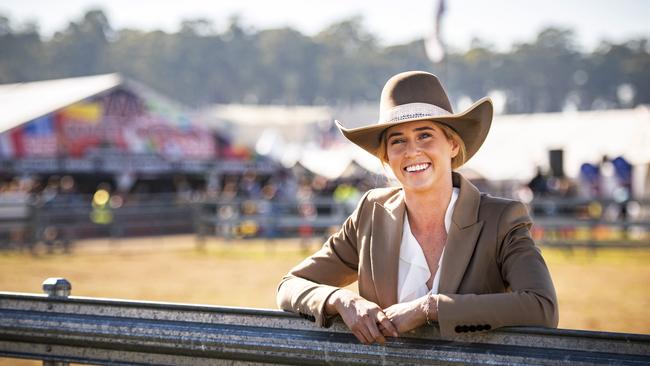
<box><xmin>1</xmin><ymin>9</ymin><xmax>648</xmax><ymax>113</ymax></box>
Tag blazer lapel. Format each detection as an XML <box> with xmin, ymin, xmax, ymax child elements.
<box><xmin>438</xmin><ymin>173</ymin><xmax>485</xmax><ymax>294</ymax></box>
<box><xmin>369</xmin><ymin>190</ymin><xmax>405</xmax><ymax>308</ymax></box>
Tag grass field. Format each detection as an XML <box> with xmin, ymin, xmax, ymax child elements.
<box><xmin>1</xmin><ymin>235</ymin><xmax>649</xmax><ymax>364</ymax></box>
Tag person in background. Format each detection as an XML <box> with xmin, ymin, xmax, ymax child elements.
<box><xmin>528</xmin><ymin>166</ymin><xmax>549</xmax><ymax>197</ymax></box>
<box><xmin>277</xmin><ymin>71</ymin><xmax>558</xmax><ymax>344</ymax></box>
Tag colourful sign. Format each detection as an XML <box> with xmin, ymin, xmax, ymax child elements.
<box><xmin>3</xmin><ymin>88</ymin><xmax>217</xmax><ymax>161</ymax></box>
<box><xmin>10</xmin><ymin>115</ymin><xmax>58</xmax><ymax>157</ymax></box>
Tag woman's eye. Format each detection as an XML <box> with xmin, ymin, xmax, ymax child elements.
<box><xmin>389</xmin><ymin>139</ymin><xmax>404</xmax><ymax>145</ymax></box>
<box><xmin>418</xmin><ymin>133</ymin><xmax>432</xmax><ymax>140</ymax></box>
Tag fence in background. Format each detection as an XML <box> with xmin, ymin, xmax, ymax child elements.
<box><xmin>529</xmin><ymin>198</ymin><xmax>650</xmax><ymax>248</ymax></box>
<box><xmin>194</xmin><ymin>198</ymin><xmax>349</xmax><ymax>242</ymax></box>
<box><xmin>1</xmin><ymin>193</ymin><xmax>650</xmax><ymax>250</ymax></box>
<box><xmin>0</xmin><ymin>194</ymin><xmax>36</xmax><ymax>248</ymax></box>
<box><xmin>0</xmin><ymin>193</ymin><xmax>194</xmax><ymax>251</ymax></box>
<box><xmin>0</xmin><ymin>278</ymin><xmax>648</xmax><ymax>365</ymax></box>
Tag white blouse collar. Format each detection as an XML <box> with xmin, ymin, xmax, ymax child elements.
<box><xmin>444</xmin><ymin>187</ymin><xmax>460</xmax><ymax>233</ymax></box>
<box><xmin>397</xmin><ymin>187</ymin><xmax>459</xmax><ymax>303</ymax></box>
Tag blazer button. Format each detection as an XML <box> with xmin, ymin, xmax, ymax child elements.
<box><xmin>476</xmin><ymin>325</ymin><xmax>484</xmax><ymax>331</ymax></box>
<box><xmin>469</xmin><ymin>325</ymin><xmax>477</xmax><ymax>332</ymax></box>
<box><xmin>455</xmin><ymin>326</ymin><xmax>462</xmax><ymax>333</ymax></box>
<box><xmin>485</xmin><ymin>324</ymin><xmax>491</xmax><ymax>330</ymax></box>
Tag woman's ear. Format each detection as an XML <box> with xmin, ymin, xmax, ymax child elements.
<box><xmin>450</xmin><ymin>139</ymin><xmax>460</xmax><ymax>158</ymax></box>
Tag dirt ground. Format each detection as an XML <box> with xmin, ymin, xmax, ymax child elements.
<box><xmin>1</xmin><ymin>235</ymin><xmax>649</xmax><ymax>365</ymax></box>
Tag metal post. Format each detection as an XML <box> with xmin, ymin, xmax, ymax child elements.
<box><xmin>43</xmin><ymin>361</ymin><xmax>67</xmax><ymax>366</ymax></box>
<box><xmin>42</xmin><ymin>278</ymin><xmax>70</xmax><ymax>366</ymax></box>
<box><xmin>42</xmin><ymin>278</ymin><xmax>71</xmax><ymax>298</ymax></box>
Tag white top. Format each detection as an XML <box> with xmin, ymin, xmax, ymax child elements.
<box><xmin>397</xmin><ymin>187</ymin><xmax>460</xmax><ymax>303</ymax></box>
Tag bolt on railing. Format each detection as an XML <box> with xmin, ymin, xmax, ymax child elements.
<box><xmin>41</xmin><ymin>278</ymin><xmax>71</xmax><ymax>366</ymax></box>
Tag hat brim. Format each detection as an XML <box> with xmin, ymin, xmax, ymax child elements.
<box><xmin>335</xmin><ymin>97</ymin><xmax>493</xmax><ymax>166</ymax></box>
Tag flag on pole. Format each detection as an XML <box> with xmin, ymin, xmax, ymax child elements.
<box><xmin>424</xmin><ymin>0</ymin><xmax>446</xmax><ymax>63</ymax></box>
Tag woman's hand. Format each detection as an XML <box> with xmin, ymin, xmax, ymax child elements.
<box><xmin>326</xmin><ymin>289</ymin><xmax>399</xmax><ymax>345</ymax></box>
<box><xmin>383</xmin><ymin>295</ymin><xmax>435</xmax><ymax>334</ymax></box>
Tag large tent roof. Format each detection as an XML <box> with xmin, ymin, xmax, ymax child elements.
<box><xmin>465</xmin><ymin>106</ymin><xmax>650</xmax><ymax>181</ymax></box>
<box><xmin>0</xmin><ymin>73</ymin><xmax>122</xmax><ymax>134</ymax></box>
<box><xmin>200</xmin><ymin>104</ymin><xmax>331</xmax><ymax>148</ymax></box>
<box><xmin>291</xmin><ymin>106</ymin><xmax>650</xmax><ymax>183</ymax></box>
<box><xmin>204</xmin><ymin>104</ymin><xmax>331</xmax><ymax>127</ymax></box>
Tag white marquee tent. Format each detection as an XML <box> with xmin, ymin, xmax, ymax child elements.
<box><xmin>197</xmin><ymin>102</ymin><xmax>650</xmax><ymax>196</ymax></box>
<box><xmin>465</xmin><ymin>106</ymin><xmax>650</xmax><ymax>182</ymax></box>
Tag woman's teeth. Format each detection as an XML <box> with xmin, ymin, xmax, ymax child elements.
<box><xmin>405</xmin><ymin>163</ymin><xmax>430</xmax><ymax>172</ymax></box>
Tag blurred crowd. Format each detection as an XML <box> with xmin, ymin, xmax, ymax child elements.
<box><xmin>0</xmin><ymin>155</ymin><xmax>638</xmax><ymax>213</ymax></box>
<box><xmin>0</xmin><ymin>157</ymin><xmax>648</xmax><ymax>244</ymax></box>
<box><xmin>1</xmin><ymin>155</ymin><xmax>647</xmax><ymax>246</ymax></box>
<box><xmin>525</xmin><ymin>155</ymin><xmax>633</xmax><ymax>202</ymax></box>
<box><xmin>0</xmin><ymin>169</ymin><xmax>381</xmax><ymax>227</ymax></box>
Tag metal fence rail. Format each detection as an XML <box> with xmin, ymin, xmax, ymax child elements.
<box><xmin>35</xmin><ymin>200</ymin><xmax>195</xmax><ymax>240</ymax></box>
<box><xmin>0</xmin><ymin>279</ymin><xmax>648</xmax><ymax>365</ymax></box>
<box><xmin>194</xmin><ymin>198</ymin><xmax>349</xmax><ymax>241</ymax></box>
<box><xmin>0</xmin><ymin>194</ymin><xmax>196</xmax><ymax>250</ymax></box>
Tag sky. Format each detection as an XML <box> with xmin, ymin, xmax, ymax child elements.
<box><xmin>1</xmin><ymin>0</ymin><xmax>649</xmax><ymax>51</ymax></box>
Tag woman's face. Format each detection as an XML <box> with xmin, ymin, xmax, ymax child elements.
<box><xmin>385</xmin><ymin>121</ymin><xmax>459</xmax><ymax>194</ymax></box>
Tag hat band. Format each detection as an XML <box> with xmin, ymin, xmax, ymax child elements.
<box><xmin>379</xmin><ymin>102</ymin><xmax>452</xmax><ymax>124</ymax></box>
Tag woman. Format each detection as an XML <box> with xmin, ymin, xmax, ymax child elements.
<box><xmin>277</xmin><ymin>71</ymin><xmax>558</xmax><ymax>345</ymax></box>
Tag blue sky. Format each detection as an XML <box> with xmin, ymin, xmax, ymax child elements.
<box><xmin>1</xmin><ymin>0</ymin><xmax>649</xmax><ymax>51</ymax></box>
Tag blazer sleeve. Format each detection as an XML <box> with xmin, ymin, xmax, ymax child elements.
<box><xmin>437</xmin><ymin>200</ymin><xmax>559</xmax><ymax>338</ymax></box>
<box><xmin>276</xmin><ymin>192</ymin><xmax>369</xmax><ymax>327</ymax></box>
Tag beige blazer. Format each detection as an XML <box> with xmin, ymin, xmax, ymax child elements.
<box><xmin>277</xmin><ymin>172</ymin><xmax>559</xmax><ymax>339</ymax></box>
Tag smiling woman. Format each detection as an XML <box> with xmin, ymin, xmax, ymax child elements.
<box><xmin>277</xmin><ymin>71</ymin><xmax>558</xmax><ymax>345</ymax></box>
<box><xmin>384</xmin><ymin>122</ymin><xmax>459</xmax><ymax>196</ymax></box>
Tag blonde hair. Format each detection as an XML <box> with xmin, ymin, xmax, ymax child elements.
<box><xmin>377</xmin><ymin>122</ymin><xmax>467</xmax><ymax>170</ymax></box>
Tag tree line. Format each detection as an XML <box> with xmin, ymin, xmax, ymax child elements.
<box><xmin>1</xmin><ymin>9</ymin><xmax>648</xmax><ymax>113</ymax></box>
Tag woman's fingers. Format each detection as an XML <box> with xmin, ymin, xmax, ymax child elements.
<box><xmin>377</xmin><ymin>312</ymin><xmax>399</xmax><ymax>337</ymax></box>
<box><xmin>353</xmin><ymin>330</ymin><xmax>371</xmax><ymax>345</ymax></box>
<box><xmin>351</xmin><ymin>316</ymin><xmax>383</xmax><ymax>345</ymax></box>
<box><xmin>337</xmin><ymin>295</ymin><xmax>397</xmax><ymax>345</ymax></box>
<box><xmin>364</xmin><ymin>316</ymin><xmax>386</xmax><ymax>344</ymax></box>
<box><xmin>382</xmin><ymin>297</ymin><xmax>430</xmax><ymax>334</ymax></box>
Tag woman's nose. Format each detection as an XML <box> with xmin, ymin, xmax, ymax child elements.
<box><xmin>404</xmin><ymin>142</ymin><xmax>421</xmax><ymax>157</ymax></box>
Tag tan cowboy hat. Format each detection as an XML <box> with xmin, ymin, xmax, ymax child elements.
<box><xmin>335</xmin><ymin>71</ymin><xmax>493</xmax><ymax>165</ymax></box>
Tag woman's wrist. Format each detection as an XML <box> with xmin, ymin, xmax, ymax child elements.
<box><xmin>324</xmin><ymin>290</ymin><xmax>341</xmax><ymax>316</ymax></box>
<box><xmin>420</xmin><ymin>294</ymin><xmax>439</xmax><ymax>325</ymax></box>
<box><xmin>325</xmin><ymin>288</ymin><xmax>354</xmax><ymax>315</ymax></box>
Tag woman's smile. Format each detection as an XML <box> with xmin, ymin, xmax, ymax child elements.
<box><xmin>404</xmin><ymin>162</ymin><xmax>431</xmax><ymax>173</ymax></box>
<box><xmin>384</xmin><ymin>121</ymin><xmax>458</xmax><ymax>194</ymax></box>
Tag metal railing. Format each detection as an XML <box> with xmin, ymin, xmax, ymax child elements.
<box><xmin>194</xmin><ymin>198</ymin><xmax>350</xmax><ymax>241</ymax></box>
<box><xmin>0</xmin><ymin>278</ymin><xmax>649</xmax><ymax>365</ymax></box>
<box><xmin>0</xmin><ymin>193</ymin><xmax>195</xmax><ymax>250</ymax></box>
<box><xmin>529</xmin><ymin>198</ymin><xmax>650</xmax><ymax>248</ymax></box>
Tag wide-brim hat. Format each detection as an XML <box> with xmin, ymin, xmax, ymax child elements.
<box><xmin>335</xmin><ymin>71</ymin><xmax>493</xmax><ymax>166</ymax></box>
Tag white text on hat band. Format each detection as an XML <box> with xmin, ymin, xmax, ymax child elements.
<box><xmin>379</xmin><ymin>103</ymin><xmax>452</xmax><ymax>124</ymax></box>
